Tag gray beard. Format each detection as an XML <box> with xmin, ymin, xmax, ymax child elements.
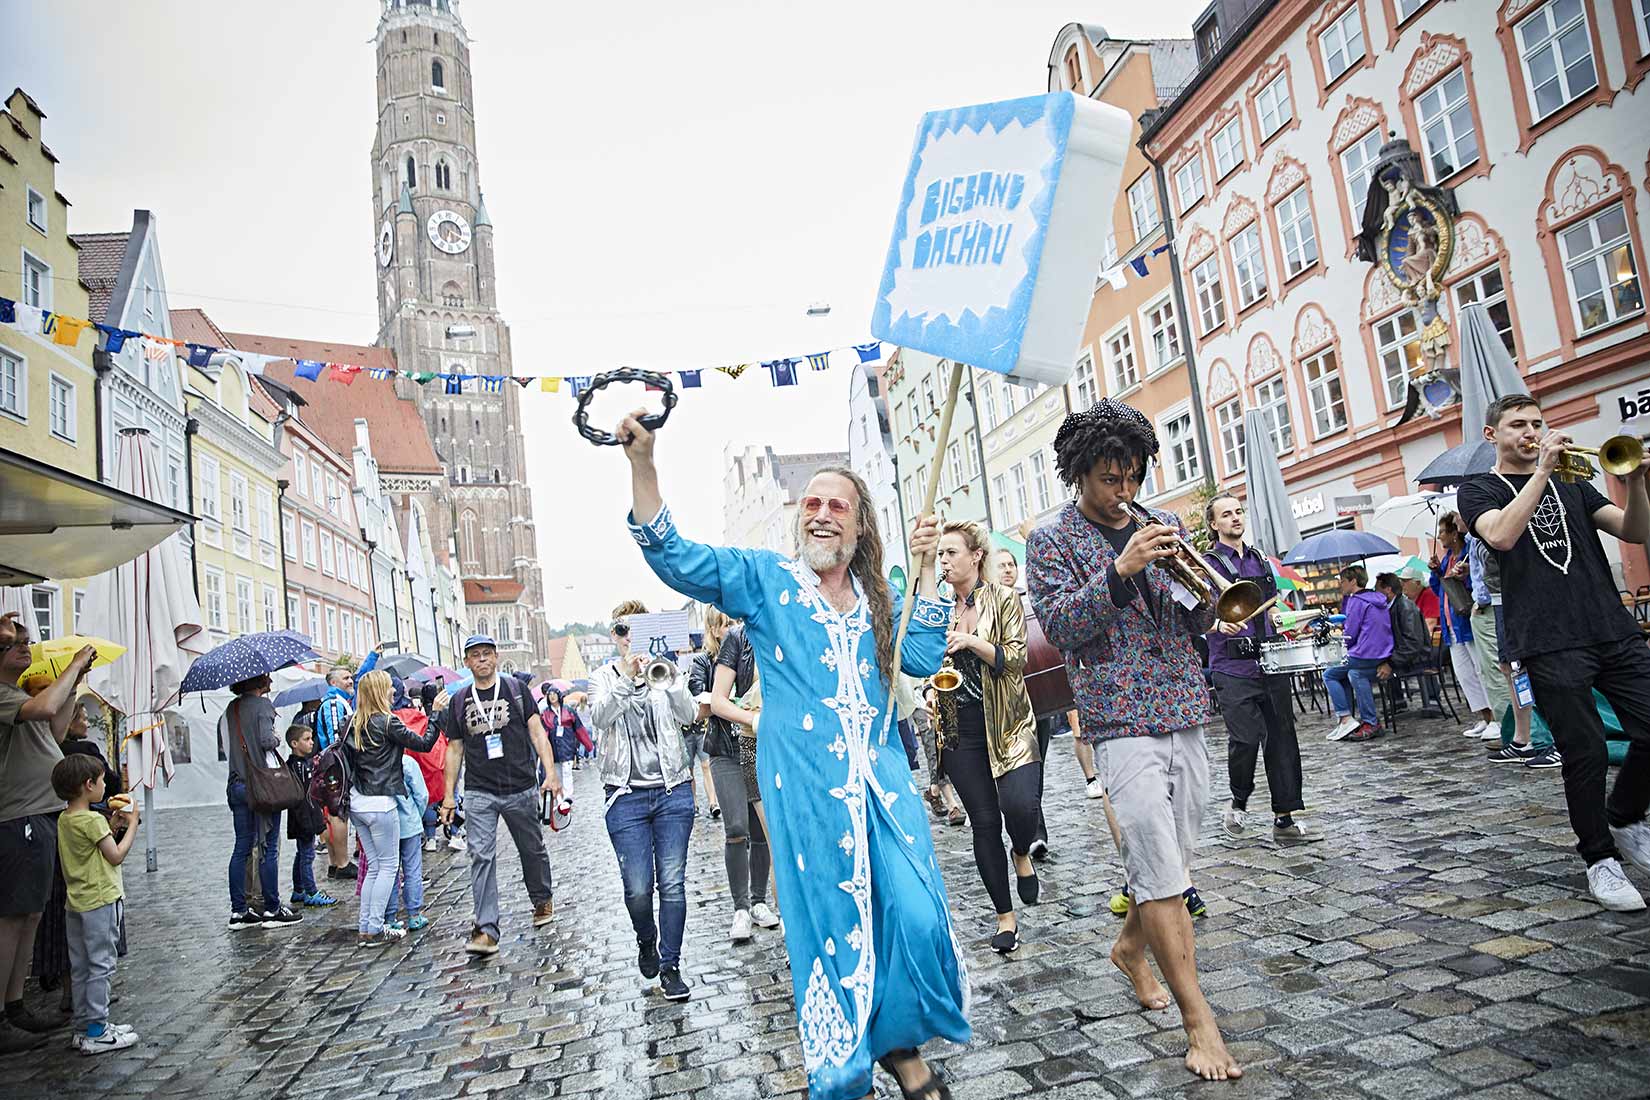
<box><xmin>800</xmin><ymin>536</ymin><xmax>857</xmax><ymax>574</ymax></box>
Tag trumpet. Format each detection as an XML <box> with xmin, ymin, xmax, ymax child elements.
<box><xmin>1122</xmin><ymin>501</ymin><xmax>1266</xmax><ymax>624</ymax></box>
<box><xmin>1521</xmin><ymin>434</ymin><xmax>1646</xmax><ymax>482</ymax></box>
<box><xmin>644</xmin><ymin>657</ymin><xmax>679</xmax><ymax>688</ymax></box>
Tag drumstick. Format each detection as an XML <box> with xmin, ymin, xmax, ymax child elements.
<box><xmin>1236</xmin><ymin>594</ymin><xmax>1282</xmax><ymax>627</ymax></box>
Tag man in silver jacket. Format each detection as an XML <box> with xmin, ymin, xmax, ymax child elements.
<box><xmin>589</xmin><ymin>599</ymin><xmax>699</xmax><ymax>1002</ymax></box>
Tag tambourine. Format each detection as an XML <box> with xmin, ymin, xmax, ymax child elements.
<box><xmin>572</xmin><ymin>368</ymin><xmax>678</xmax><ymax>446</ymax></box>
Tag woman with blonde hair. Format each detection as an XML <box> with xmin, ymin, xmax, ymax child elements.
<box><xmin>345</xmin><ymin>670</ymin><xmax>440</xmax><ymax>944</ymax></box>
<box><xmin>690</xmin><ymin>607</ymin><xmax>779</xmax><ymax>944</ymax></box>
<box><xmin>936</xmin><ymin>519</ymin><xmax>1044</xmax><ymax>954</ymax></box>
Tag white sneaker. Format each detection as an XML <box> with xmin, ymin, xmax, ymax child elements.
<box><xmin>1478</xmin><ymin>721</ymin><xmax>1502</xmax><ymax>740</ymax></box>
<box><xmin>1223</xmin><ymin>806</ymin><xmax>1247</xmax><ymax>836</ymax></box>
<box><xmin>1085</xmin><ymin>776</ymin><xmax>1103</xmax><ymax>800</ymax></box>
<box><xmin>1586</xmin><ymin>858</ymin><xmax>1647</xmax><ymax>912</ymax></box>
<box><xmin>1460</xmin><ymin>720</ymin><xmax>1488</xmax><ymax>738</ymax></box>
<box><xmin>447</xmin><ymin>834</ymin><xmax>466</xmax><ymax>852</ymax></box>
<box><xmin>750</xmin><ymin>902</ymin><xmax>781</xmax><ymax>929</ymax></box>
<box><xmin>1273</xmin><ymin>819</ymin><xmax>1324</xmax><ymax>843</ymax></box>
<box><xmin>730</xmin><ymin>909</ymin><xmax>753</xmax><ymax>943</ymax></box>
<box><xmin>1327</xmin><ymin>716</ymin><xmax>1360</xmax><ymax>741</ymax></box>
<box><xmin>76</xmin><ymin>1027</ymin><xmax>138</xmax><ymax>1055</ymax></box>
<box><xmin>422</xmin><ymin>836</ymin><xmax>439</xmax><ymax>853</ymax></box>
<box><xmin>1610</xmin><ymin>821</ymin><xmax>1650</xmax><ymax>873</ymax></box>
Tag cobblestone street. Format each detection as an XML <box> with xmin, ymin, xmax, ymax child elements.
<box><xmin>6</xmin><ymin>706</ymin><xmax>1650</xmax><ymax>1100</ymax></box>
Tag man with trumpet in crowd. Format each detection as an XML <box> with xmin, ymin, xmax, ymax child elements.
<box><xmin>1458</xmin><ymin>395</ymin><xmax>1650</xmax><ymax>912</ymax></box>
<box><xmin>1201</xmin><ymin>494</ymin><xmax>1323</xmax><ymax>844</ymax></box>
<box><xmin>1027</xmin><ymin>399</ymin><xmax>1243</xmax><ymax>1083</ymax></box>
<box><xmin>589</xmin><ymin>600</ymin><xmax>701</xmax><ymax>1001</ymax></box>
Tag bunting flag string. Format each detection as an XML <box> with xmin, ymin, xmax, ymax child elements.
<box><xmin>0</xmin><ymin>293</ymin><xmax>887</xmax><ymax>399</ymax></box>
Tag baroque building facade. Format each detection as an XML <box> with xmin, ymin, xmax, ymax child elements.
<box><xmin>369</xmin><ymin>0</ymin><xmax>549</xmax><ymax>671</ymax></box>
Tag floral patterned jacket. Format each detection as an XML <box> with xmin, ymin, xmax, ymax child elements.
<box><xmin>1026</xmin><ymin>500</ymin><xmax>1215</xmax><ymax>742</ymax></box>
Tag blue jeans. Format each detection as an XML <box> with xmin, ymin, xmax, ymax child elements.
<box><xmin>422</xmin><ymin>804</ymin><xmax>440</xmax><ymax>842</ymax></box>
<box><xmin>1325</xmin><ymin>657</ymin><xmax>1385</xmax><ymax>726</ymax></box>
<box><xmin>384</xmin><ymin>835</ymin><xmax>424</xmax><ymax>921</ymax></box>
<box><xmin>228</xmin><ymin>780</ymin><xmax>281</xmax><ymax>914</ymax></box>
<box><xmin>292</xmin><ymin>837</ymin><xmax>318</xmax><ymax>897</ymax></box>
<box><xmin>604</xmin><ymin>783</ymin><xmax>695</xmax><ymax>968</ymax></box>
<box><xmin>352</xmin><ymin>808</ymin><xmax>400</xmax><ymax>935</ymax></box>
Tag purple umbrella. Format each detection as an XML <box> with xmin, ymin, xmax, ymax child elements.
<box><xmin>409</xmin><ymin>665</ymin><xmax>463</xmax><ymax>684</ymax></box>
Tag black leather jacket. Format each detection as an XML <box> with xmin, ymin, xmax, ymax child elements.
<box><xmin>345</xmin><ymin>712</ymin><xmax>440</xmax><ymax>798</ymax></box>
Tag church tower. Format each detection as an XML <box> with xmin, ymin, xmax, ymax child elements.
<box><xmin>370</xmin><ymin>0</ymin><xmax>548</xmax><ymax>672</ymax></box>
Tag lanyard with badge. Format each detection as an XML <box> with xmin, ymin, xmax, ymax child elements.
<box><xmin>476</xmin><ymin>680</ymin><xmax>506</xmax><ymax>760</ymax></box>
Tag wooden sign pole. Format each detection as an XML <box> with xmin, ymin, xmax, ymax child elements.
<box><xmin>885</xmin><ymin>360</ymin><xmax>966</xmax><ymax>726</ymax></box>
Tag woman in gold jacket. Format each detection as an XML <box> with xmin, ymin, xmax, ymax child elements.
<box><xmin>936</xmin><ymin>520</ymin><xmax>1043</xmax><ymax>954</ymax></box>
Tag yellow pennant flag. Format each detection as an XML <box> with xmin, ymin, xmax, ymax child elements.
<box><xmin>540</xmin><ymin>377</ymin><xmax>561</xmax><ymax>393</ymax></box>
<box><xmin>717</xmin><ymin>363</ymin><xmax>750</xmax><ymax>380</ymax></box>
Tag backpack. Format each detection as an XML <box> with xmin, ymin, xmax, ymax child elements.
<box><xmin>308</xmin><ymin>740</ymin><xmax>352</xmax><ymax>819</ymax></box>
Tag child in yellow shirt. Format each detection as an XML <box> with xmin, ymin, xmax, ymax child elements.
<box><xmin>51</xmin><ymin>754</ymin><xmax>138</xmax><ymax>1055</ymax></box>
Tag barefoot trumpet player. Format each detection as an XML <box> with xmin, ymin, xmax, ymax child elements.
<box><xmin>1026</xmin><ymin>399</ymin><xmax>1244</xmax><ymax>1083</ymax></box>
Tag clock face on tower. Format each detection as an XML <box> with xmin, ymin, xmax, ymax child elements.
<box><xmin>427</xmin><ymin>210</ymin><xmax>472</xmax><ymax>254</ymax></box>
<box><xmin>377</xmin><ymin>220</ymin><xmax>394</xmax><ymax>267</ymax></box>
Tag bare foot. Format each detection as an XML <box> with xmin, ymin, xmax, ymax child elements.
<box><xmin>1109</xmin><ymin>941</ymin><xmax>1171</xmax><ymax>1010</ymax></box>
<box><xmin>1184</xmin><ymin>1020</ymin><xmax>1243</xmax><ymax>1081</ymax></box>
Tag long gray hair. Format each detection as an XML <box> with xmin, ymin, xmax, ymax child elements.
<box><xmin>793</xmin><ymin>466</ymin><xmax>896</xmax><ymax>689</ymax></box>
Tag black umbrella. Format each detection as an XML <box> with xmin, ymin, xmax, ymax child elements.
<box><xmin>380</xmin><ymin>652</ymin><xmax>435</xmax><ymax>678</ymax></box>
<box><xmin>1416</xmin><ymin>440</ymin><xmax>1495</xmax><ymax>488</ymax></box>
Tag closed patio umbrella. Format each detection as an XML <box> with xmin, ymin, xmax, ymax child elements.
<box><xmin>1242</xmin><ymin>409</ymin><xmax>1299</xmax><ymax>559</ymax></box>
<box><xmin>82</xmin><ymin>428</ymin><xmax>212</xmax><ymax>871</ymax></box>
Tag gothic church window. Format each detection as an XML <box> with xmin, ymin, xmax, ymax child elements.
<box><xmin>442</xmin><ymin>281</ymin><xmax>463</xmax><ymax>306</ymax></box>
<box><xmin>435</xmin><ymin>161</ymin><xmax>452</xmax><ymax>190</ymax></box>
<box><xmin>405</xmin><ymin>156</ymin><xmax>416</xmax><ymax>191</ymax></box>
<box><xmin>432</xmin><ymin>59</ymin><xmax>445</xmax><ymax>91</ymax></box>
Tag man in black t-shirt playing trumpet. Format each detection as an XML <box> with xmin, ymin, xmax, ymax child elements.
<box><xmin>1458</xmin><ymin>395</ymin><xmax>1650</xmax><ymax>913</ymax></box>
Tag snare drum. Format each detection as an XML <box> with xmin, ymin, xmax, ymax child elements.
<box><xmin>1259</xmin><ymin>637</ymin><xmax>1348</xmax><ymax>674</ymax></box>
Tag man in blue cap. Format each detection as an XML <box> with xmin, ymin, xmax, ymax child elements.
<box><xmin>438</xmin><ymin>634</ymin><xmax>561</xmax><ymax>955</ymax></box>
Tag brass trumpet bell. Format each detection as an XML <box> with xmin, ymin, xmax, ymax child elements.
<box><xmin>1547</xmin><ymin>434</ymin><xmax>1646</xmax><ymax>482</ymax></box>
<box><xmin>1122</xmin><ymin>501</ymin><xmax>1265</xmax><ymax>625</ymax></box>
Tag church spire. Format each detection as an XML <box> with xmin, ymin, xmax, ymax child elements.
<box><xmin>474</xmin><ymin>190</ymin><xmax>491</xmax><ymax>228</ymax></box>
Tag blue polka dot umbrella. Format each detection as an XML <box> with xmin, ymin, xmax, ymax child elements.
<box><xmin>180</xmin><ymin>630</ymin><xmax>322</xmax><ymax>695</ymax></box>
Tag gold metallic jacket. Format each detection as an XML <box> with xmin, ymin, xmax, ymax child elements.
<box><xmin>952</xmin><ymin>579</ymin><xmax>1041</xmax><ymax>779</ymax></box>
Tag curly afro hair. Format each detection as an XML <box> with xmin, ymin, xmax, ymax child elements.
<box><xmin>1052</xmin><ymin>398</ymin><xmax>1159</xmax><ymax>489</ymax></box>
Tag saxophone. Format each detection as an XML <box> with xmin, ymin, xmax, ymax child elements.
<box><xmin>932</xmin><ymin>656</ymin><xmax>960</xmax><ymax>750</ymax></box>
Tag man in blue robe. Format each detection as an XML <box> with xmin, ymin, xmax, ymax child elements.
<box><xmin>616</xmin><ymin>409</ymin><xmax>967</xmax><ymax>1100</ymax></box>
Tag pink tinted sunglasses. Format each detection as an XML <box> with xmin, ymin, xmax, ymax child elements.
<box><xmin>800</xmin><ymin>495</ymin><xmax>853</xmax><ymax>518</ymax></box>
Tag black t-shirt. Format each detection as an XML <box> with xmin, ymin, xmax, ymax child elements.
<box><xmin>445</xmin><ymin>677</ymin><xmax>538</xmax><ymax>795</ymax></box>
<box><xmin>1457</xmin><ymin>472</ymin><xmax>1639</xmax><ymax>660</ymax></box>
<box><xmin>1093</xmin><ymin>515</ymin><xmax>1158</xmax><ymax>618</ymax></box>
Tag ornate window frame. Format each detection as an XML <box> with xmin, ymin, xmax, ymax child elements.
<box><xmin>1441</xmin><ymin>213</ymin><xmax>1526</xmax><ymax>367</ymax></box>
<box><xmin>1615</xmin><ymin>0</ymin><xmax>1650</xmax><ymax>90</ymax></box>
<box><xmin>1263</xmin><ymin>157</ymin><xmax>1325</xmax><ymax>297</ymax></box>
<box><xmin>1536</xmin><ymin>146</ymin><xmax>1647</xmax><ymax>355</ymax></box>
<box><xmin>1327</xmin><ymin>96</ymin><xmax>1390</xmax><ymax>260</ymax></box>
<box><xmin>1205</xmin><ymin>103</ymin><xmax>1248</xmax><ymax>183</ymax></box>
<box><xmin>1245</xmin><ymin>56</ymin><xmax>1300</xmax><ymax>154</ymax></box>
<box><xmin>1308</xmin><ymin>0</ymin><xmax>1376</xmax><ymax>106</ymax></box>
<box><xmin>1379</xmin><ymin>0</ymin><xmax>1440</xmax><ymax>48</ymax></box>
<box><xmin>1205</xmin><ymin>359</ymin><xmax>1247</xmax><ymax>478</ymax></box>
<box><xmin>1290</xmin><ymin>304</ymin><xmax>1350</xmax><ymax>441</ymax></box>
<box><xmin>1359</xmin><ymin>266</ymin><xmax>1420</xmax><ymax>416</ymax></box>
<box><xmin>1245</xmin><ymin>332</ymin><xmax>1296</xmax><ymax>458</ymax></box>
<box><xmin>1397</xmin><ymin>34</ymin><xmax>1491</xmax><ymax>187</ymax></box>
<box><xmin>1168</xmin><ymin>142</ymin><xmax>1209</xmax><ymax>217</ymax></box>
<box><xmin>1182</xmin><ymin>228</ymin><xmax>1229</xmax><ymax>343</ymax></box>
<box><xmin>1222</xmin><ymin>196</ymin><xmax>1271</xmax><ymax>317</ymax></box>
<box><xmin>1494</xmin><ymin>0</ymin><xmax>1614</xmax><ymax>152</ymax></box>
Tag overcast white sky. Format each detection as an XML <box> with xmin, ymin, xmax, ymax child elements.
<box><xmin>3</xmin><ymin>0</ymin><xmax>1201</xmax><ymax>625</ymax></box>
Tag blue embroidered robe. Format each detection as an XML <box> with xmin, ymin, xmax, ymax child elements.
<box><xmin>629</xmin><ymin>504</ymin><xmax>971</xmax><ymax>1099</ymax></box>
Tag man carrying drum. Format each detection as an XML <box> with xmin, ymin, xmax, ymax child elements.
<box><xmin>1202</xmin><ymin>495</ymin><xmax>1323</xmax><ymax>844</ymax></box>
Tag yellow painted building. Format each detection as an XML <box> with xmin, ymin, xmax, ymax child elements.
<box><xmin>172</xmin><ymin>310</ymin><xmax>288</xmax><ymax>644</ymax></box>
<box><xmin>1</xmin><ymin>88</ymin><xmax>97</xmax><ymax>481</ymax></box>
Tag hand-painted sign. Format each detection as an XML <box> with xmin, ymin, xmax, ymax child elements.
<box><xmin>872</xmin><ymin>93</ymin><xmax>1131</xmax><ymax>386</ymax></box>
